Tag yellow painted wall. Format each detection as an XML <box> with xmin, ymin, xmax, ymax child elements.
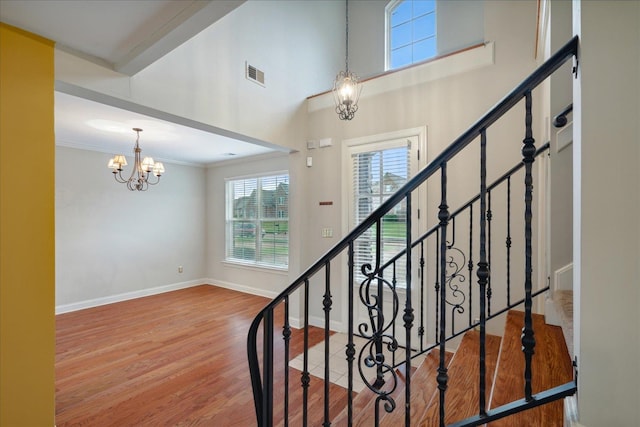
<box><xmin>0</xmin><ymin>23</ymin><xmax>55</xmax><ymax>426</ymax></box>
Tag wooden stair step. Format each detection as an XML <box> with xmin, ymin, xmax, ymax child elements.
<box><xmin>331</xmin><ymin>362</ymin><xmax>411</xmax><ymax>426</ymax></box>
<box><xmin>487</xmin><ymin>310</ymin><xmax>573</xmax><ymax>427</ymax></box>
<box><xmin>379</xmin><ymin>350</ymin><xmax>452</xmax><ymax>426</ymax></box>
<box><xmin>418</xmin><ymin>330</ymin><xmax>502</xmax><ymax>426</ymax></box>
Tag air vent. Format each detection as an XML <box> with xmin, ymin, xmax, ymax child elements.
<box><xmin>246</xmin><ymin>62</ymin><xmax>265</xmax><ymax>87</ymax></box>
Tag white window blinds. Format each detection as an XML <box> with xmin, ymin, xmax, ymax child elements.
<box><xmin>226</xmin><ymin>173</ymin><xmax>289</xmax><ymax>268</ymax></box>
<box><xmin>351</xmin><ymin>141</ymin><xmax>411</xmax><ymax>288</ymax></box>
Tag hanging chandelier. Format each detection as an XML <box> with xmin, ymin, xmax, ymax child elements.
<box><xmin>107</xmin><ymin>128</ymin><xmax>165</xmax><ymax>191</ymax></box>
<box><xmin>333</xmin><ymin>0</ymin><xmax>361</xmax><ymax>121</ymax></box>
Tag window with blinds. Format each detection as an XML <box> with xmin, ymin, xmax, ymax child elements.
<box><xmin>226</xmin><ymin>173</ymin><xmax>289</xmax><ymax>268</ymax></box>
<box><xmin>351</xmin><ymin>141</ymin><xmax>411</xmax><ymax>288</ymax></box>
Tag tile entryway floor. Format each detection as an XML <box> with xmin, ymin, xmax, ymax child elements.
<box><xmin>289</xmin><ymin>333</ymin><xmax>426</xmax><ymax>393</ymax></box>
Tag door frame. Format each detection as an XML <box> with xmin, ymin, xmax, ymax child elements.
<box><xmin>339</xmin><ymin>126</ymin><xmax>427</xmax><ymax>334</ymax></box>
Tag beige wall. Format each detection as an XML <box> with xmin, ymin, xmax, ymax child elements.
<box><xmin>574</xmin><ymin>1</ymin><xmax>640</xmax><ymax>425</ymax></box>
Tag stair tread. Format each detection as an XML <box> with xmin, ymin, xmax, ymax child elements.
<box><xmin>487</xmin><ymin>310</ymin><xmax>573</xmax><ymax>427</ymax></box>
<box><xmin>418</xmin><ymin>330</ymin><xmax>502</xmax><ymax>426</ymax></box>
<box><xmin>331</xmin><ymin>359</ymin><xmax>413</xmax><ymax>426</ymax></box>
<box><xmin>379</xmin><ymin>350</ymin><xmax>452</xmax><ymax>426</ymax></box>
<box><xmin>331</xmin><ymin>366</ymin><xmax>404</xmax><ymax>427</ymax></box>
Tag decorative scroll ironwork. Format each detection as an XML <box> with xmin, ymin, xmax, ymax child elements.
<box><xmin>357</xmin><ymin>261</ymin><xmax>400</xmax><ymax>416</ymax></box>
<box><xmin>444</xmin><ymin>244</ymin><xmax>468</xmax><ymax>335</ymax></box>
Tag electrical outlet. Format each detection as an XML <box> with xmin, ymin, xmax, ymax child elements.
<box><xmin>178</xmin><ymin>266</ymin><xmax>183</xmax><ymax>273</ymax></box>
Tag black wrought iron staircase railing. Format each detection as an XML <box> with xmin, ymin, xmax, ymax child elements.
<box><xmin>378</xmin><ymin>141</ymin><xmax>550</xmax><ymax>370</ymax></box>
<box><xmin>247</xmin><ymin>36</ymin><xmax>579</xmax><ymax>427</ymax></box>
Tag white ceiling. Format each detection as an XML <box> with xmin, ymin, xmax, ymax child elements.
<box><xmin>0</xmin><ymin>0</ymin><xmax>286</xmax><ymax>166</ymax></box>
<box><xmin>55</xmin><ymin>91</ymin><xmax>278</xmax><ymax>166</ymax></box>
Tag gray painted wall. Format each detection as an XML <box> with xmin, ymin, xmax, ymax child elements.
<box><xmin>55</xmin><ymin>146</ymin><xmax>206</xmax><ymax>308</ymax></box>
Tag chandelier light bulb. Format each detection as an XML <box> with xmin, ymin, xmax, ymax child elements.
<box><xmin>333</xmin><ymin>70</ymin><xmax>361</xmax><ymax>120</ymax></box>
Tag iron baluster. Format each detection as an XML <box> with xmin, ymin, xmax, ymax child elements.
<box><xmin>323</xmin><ymin>262</ymin><xmax>332</xmax><ymax>427</ymax></box>
<box><xmin>468</xmin><ymin>204</ymin><xmax>474</xmax><ymax>327</ymax></box>
<box><xmin>263</xmin><ymin>309</ymin><xmax>274</xmax><ymax>426</ymax></box>
<box><xmin>347</xmin><ymin>243</ymin><xmax>355</xmax><ymax>426</ymax></box>
<box><xmin>487</xmin><ymin>190</ymin><xmax>492</xmax><ymax>316</ymax></box>
<box><xmin>375</xmin><ymin>220</ymin><xmax>384</xmax><ymax>389</ymax></box>
<box><xmin>419</xmin><ymin>240</ymin><xmax>425</xmax><ymax>352</ymax></box>
<box><xmin>522</xmin><ymin>90</ymin><xmax>536</xmax><ymax>401</ymax></box>
<box><xmin>435</xmin><ymin>230</ymin><xmax>440</xmax><ymax>345</ymax></box>
<box><xmin>437</xmin><ymin>163</ymin><xmax>450</xmax><ymax>427</ymax></box>
<box><xmin>403</xmin><ymin>193</ymin><xmax>414</xmax><ymax>426</ymax></box>
<box><xmin>302</xmin><ymin>279</ymin><xmax>310</xmax><ymax>426</ymax></box>
<box><xmin>477</xmin><ymin>128</ymin><xmax>489</xmax><ymax>417</ymax></box>
<box><xmin>283</xmin><ymin>296</ymin><xmax>291</xmax><ymax>427</ymax></box>
<box><xmin>392</xmin><ymin>262</ymin><xmax>397</xmax><ymax>368</ymax></box>
<box><xmin>506</xmin><ymin>177</ymin><xmax>512</xmax><ymax>306</ymax></box>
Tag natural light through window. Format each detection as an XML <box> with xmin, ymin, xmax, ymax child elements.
<box><xmin>351</xmin><ymin>142</ymin><xmax>411</xmax><ymax>288</ymax></box>
<box><xmin>226</xmin><ymin>173</ymin><xmax>289</xmax><ymax>269</ymax></box>
<box><xmin>387</xmin><ymin>0</ymin><xmax>437</xmax><ymax>70</ymax></box>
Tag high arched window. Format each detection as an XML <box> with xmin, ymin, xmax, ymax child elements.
<box><xmin>386</xmin><ymin>0</ymin><xmax>437</xmax><ymax>70</ymax></box>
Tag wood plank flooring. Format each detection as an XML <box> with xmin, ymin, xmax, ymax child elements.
<box><xmin>57</xmin><ymin>287</ymin><xmax>572</xmax><ymax>426</ymax></box>
<box><xmin>55</xmin><ymin>285</ymin><xmax>328</xmax><ymax>426</ymax></box>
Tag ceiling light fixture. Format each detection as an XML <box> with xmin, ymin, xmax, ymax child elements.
<box><xmin>333</xmin><ymin>0</ymin><xmax>361</xmax><ymax>121</ymax></box>
<box><xmin>107</xmin><ymin>128</ymin><xmax>165</xmax><ymax>191</ymax></box>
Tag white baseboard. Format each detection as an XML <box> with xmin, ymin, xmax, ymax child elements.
<box><xmin>56</xmin><ymin>278</ymin><xmax>308</xmax><ymax>331</ymax></box>
<box><xmin>555</xmin><ymin>262</ymin><xmax>573</xmax><ymax>291</ymax></box>
<box><xmin>204</xmin><ymin>278</ymin><xmax>279</xmax><ymax>300</ymax></box>
<box><xmin>206</xmin><ymin>278</ymin><xmax>307</xmax><ymax>330</ymax></box>
<box><xmin>55</xmin><ymin>279</ymin><xmax>205</xmax><ymax>314</ymax></box>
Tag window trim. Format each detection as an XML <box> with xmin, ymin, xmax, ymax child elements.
<box><xmin>225</xmin><ymin>170</ymin><xmax>289</xmax><ymax>270</ymax></box>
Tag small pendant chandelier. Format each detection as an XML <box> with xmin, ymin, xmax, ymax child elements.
<box><xmin>333</xmin><ymin>0</ymin><xmax>361</xmax><ymax>121</ymax></box>
<box><xmin>107</xmin><ymin>128</ymin><xmax>165</xmax><ymax>191</ymax></box>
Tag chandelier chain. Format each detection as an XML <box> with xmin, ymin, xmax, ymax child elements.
<box><xmin>345</xmin><ymin>0</ymin><xmax>349</xmax><ymax>72</ymax></box>
<box><xmin>332</xmin><ymin>0</ymin><xmax>361</xmax><ymax>121</ymax></box>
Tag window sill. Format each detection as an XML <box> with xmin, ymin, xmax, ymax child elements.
<box><xmin>223</xmin><ymin>259</ymin><xmax>289</xmax><ymax>275</ymax></box>
<box><xmin>308</xmin><ymin>41</ymin><xmax>494</xmax><ymax>114</ymax></box>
